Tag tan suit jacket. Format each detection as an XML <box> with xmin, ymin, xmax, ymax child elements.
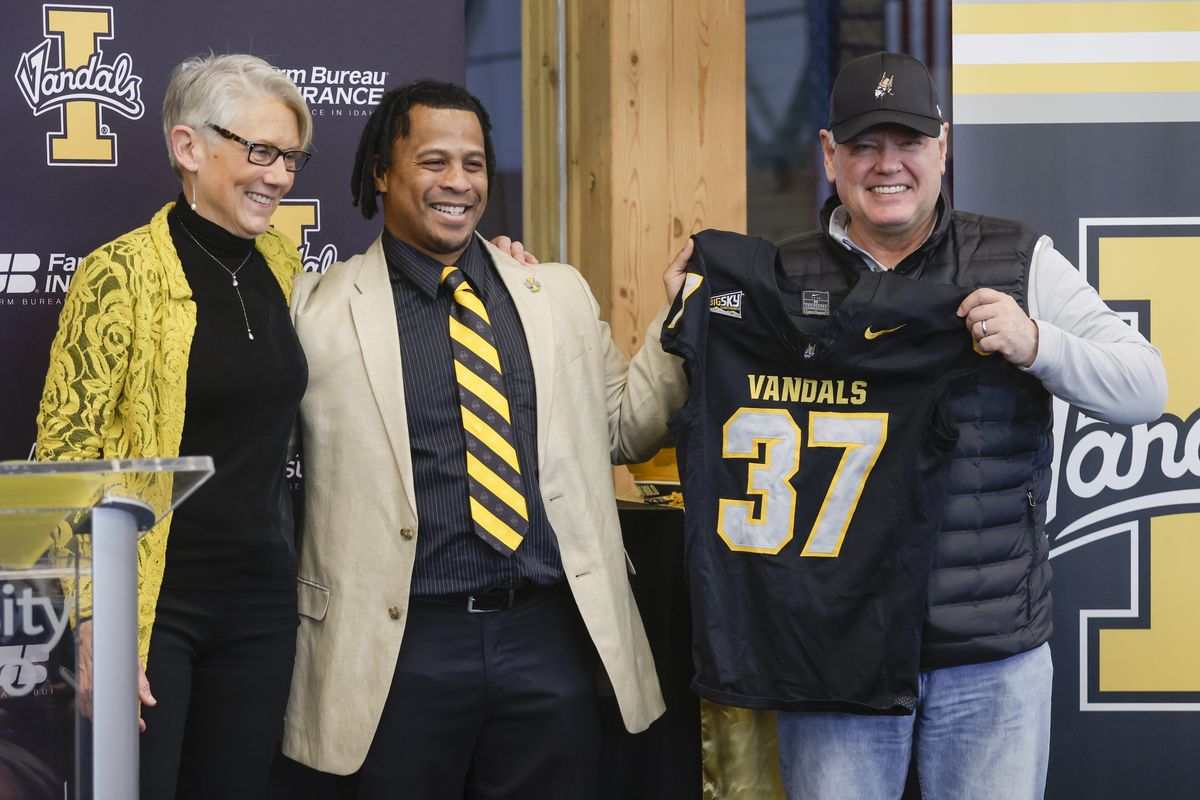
<box><xmin>282</xmin><ymin>235</ymin><xmax>687</xmax><ymax>774</ymax></box>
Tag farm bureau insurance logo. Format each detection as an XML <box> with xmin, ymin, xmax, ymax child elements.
<box><xmin>0</xmin><ymin>252</ymin><xmax>82</xmax><ymax>306</ymax></box>
<box><xmin>14</xmin><ymin>4</ymin><xmax>144</xmax><ymax>166</ymax></box>
<box><xmin>279</xmin><ymin>65</ymin><xmax>388</xmax><ymax>118</ymax></box>
<box><xmin>0</xmin><ymin>254</ymin><xmax>40</xmax><ymax>294</ymax></box>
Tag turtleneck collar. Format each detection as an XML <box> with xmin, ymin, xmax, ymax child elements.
<box><xmin>169</xmin><ymin>193</ymin><xmax>257</xmax><ymax>261</ymax></box>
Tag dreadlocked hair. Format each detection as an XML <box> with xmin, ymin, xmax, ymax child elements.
<box><xmin>350</xmin><ymin>79</ymin><xmax>497</xmax><ymax>220</ymax></box>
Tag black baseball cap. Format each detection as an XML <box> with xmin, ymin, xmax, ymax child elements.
<box><xmin>828</xmin><ymin>52</ymin><xmax>943</xmax><ymax>142</ymax></box>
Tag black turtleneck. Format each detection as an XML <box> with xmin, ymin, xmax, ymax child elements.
<box><xmin>163</xmin><ymin>197</ymin><xmax>307</xmax><ymax>591</ymax></box>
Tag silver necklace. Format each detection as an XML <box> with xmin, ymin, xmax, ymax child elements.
<box><xmin>178</xmin><ymin>221</ymin><xmax>255</xmax><ymax>341</ymax></box>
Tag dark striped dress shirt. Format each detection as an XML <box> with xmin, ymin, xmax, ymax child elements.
<box><xmin>382</xmin><ymin>232</ymin><xmax>564</xmax><ymax>596</ymax></box>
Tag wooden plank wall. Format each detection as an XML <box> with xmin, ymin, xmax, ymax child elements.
<box><xmin>608</xmin><ymin>0</ymin><xmax>747</xmax><ymax>357</ymax></box>
<box><xmin>523</xmin><ymin>8</ymin><xmax>766</xmax><ymax>788</ymax></box>
<box><xmin>521</xmin><ymin>0</ymin><xmax>563</xmax><ymax>266</ymax></box>
<box><xmin>524</xmin><ymin>0</ymin><xmax>747</xmax><ymax>356</ymax></box>
<box><xmin>524</xmin><ymin>0</ymin><xmax>745</xmax><ymax>498</ymax></box>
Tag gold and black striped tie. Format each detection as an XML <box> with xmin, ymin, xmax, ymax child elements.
<box><xmin>441</xmin><ymin>265</ymin><xmax>528</xmax><ymax>555</ymax></box>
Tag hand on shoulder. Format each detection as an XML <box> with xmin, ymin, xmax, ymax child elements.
<box><xmin>490</xmin><ymin>236</ymin><xmax>540</xmax><ymax>266</ymax></box>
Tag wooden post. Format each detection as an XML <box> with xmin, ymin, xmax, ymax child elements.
<box><xmin>523</xmin><ymin>8</ymin><xmax>767</xmax><ymax>796</ymax></box>
<box><xmin>522</xmin><ymin>0</ymin><xmax>565</xmax><ymax>265</ymax></box>
<box><xmin>524</xmin><ymin>0</ymin><xmax>746</xmax><ymax>494</ymax></box>
<box><xmin>524</xmin><ymin>0</ymin><xmax>746</xmax><ymax>341</ymax></box>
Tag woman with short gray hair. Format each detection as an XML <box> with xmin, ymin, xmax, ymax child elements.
<box><xmin>37</xmin><ymin>52</ymin><xmax>312</xmax><ymax>797</ymax></box>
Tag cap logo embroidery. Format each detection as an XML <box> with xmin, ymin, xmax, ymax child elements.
<box><xmin>875</xmin><ymin>72</ymin><xmax>894</xmax><ymax>99</ymax></box>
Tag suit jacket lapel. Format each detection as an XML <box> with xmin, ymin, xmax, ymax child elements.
<box><xmin>483</xmin><ymin>237</ymin><xmax>554</xmax><ymax>470</ymax></box>
<box><xmin>349</xmin><ymin>237</ymin><xmax>417</xmax><ymax>520</ymax></box>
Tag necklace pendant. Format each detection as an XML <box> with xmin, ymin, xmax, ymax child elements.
<box><xmin>232</xmin><ymin>277</ymin><xmax>239</xmax><ymax>287</ymax></box>
<box><xmin>248</xmin><ymin>330</ymin><xmax>255</xmax><ymax>341</ymax></box>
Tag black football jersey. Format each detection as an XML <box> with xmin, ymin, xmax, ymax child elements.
<box><xmin>662</xmin><ymin>229</ymin><xmax>985</xmax><ymax>714</ymax></box>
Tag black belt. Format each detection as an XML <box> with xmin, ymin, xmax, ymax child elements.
<box><xmin>415</xmin><ymin>582</ymin><xmax>554</xmax><ymax>613</ymax></box>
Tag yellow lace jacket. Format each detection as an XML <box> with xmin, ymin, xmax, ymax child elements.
<box><xmin>36</xmin><ymin>202</ymin><xmax>301</xmax><ymax>666</ymax></box>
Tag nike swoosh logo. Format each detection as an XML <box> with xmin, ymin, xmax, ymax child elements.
<box><xmin>863</xmin><ymin>324</ymin><xmax>906</xmax><ymax>340</ymax></box>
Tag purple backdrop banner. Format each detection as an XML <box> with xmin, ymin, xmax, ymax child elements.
<box><xmin>0</xmin><ymin>0</ymin><xmax>466</xmax><ymax>460</ymax></box>
<box><xmin>0</xmin><ymin>3</ymin><xmax>466</xmax><ymax>793</ymax></box>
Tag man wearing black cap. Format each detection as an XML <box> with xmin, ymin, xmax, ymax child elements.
<box><xmin>767</xmin><ymin>51</ymin><xmax>1166</xmax><ymax>799</ymax></box>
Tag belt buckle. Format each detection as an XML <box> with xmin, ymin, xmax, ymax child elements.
<box><xmin>467</xmin><ymin>588</ymin><xmax>515</xmax><ymax>613</ymax></box>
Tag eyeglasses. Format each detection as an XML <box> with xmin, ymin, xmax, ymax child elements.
<box><xmin>207</xmin><ymin>123</ymin><xmax>311</xmax><ymax>172</ymax></box>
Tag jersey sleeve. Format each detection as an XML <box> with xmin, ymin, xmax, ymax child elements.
<box><xmin>660</xmin><ymin>235</ymin><xmax>712</xmax><ymax>365</ymax></box>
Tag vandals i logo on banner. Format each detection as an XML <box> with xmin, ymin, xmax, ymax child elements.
<box><xmin>272</xmin><ymin>199</ymin><xmax>339</xmax><ymax>273</ymax></box>
<box><xmin>267</xmin><ymin>196</ymin><xmax>329</xmax><ymax>488</ymax></box>
<box><xmin>1047</xmin><ymin>218</ymin><xmax>1200</xmax><ymax>711</ymax></box>
<box><xmin>13</xmin><ymin>4</ymin><xmax>145</xmax><ymax>166</ymax></box>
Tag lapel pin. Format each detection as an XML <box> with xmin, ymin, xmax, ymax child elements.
<box><xmin>524</xmin><ymin>276</ymin><xmax>542</xmax><ymax>293</ymax></box>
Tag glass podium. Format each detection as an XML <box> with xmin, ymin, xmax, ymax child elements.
<box><xmin>0</xmin><ymin>457</ymin><xmax>213</xmax><ymax>799</ymax></box>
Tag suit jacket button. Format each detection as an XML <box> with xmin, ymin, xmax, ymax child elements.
<box><xmin>388</xmin><ymin>606</ymin><xmax>401</xmax><ymax>620</ymax></box>
<box><xmin>400</xmin><ymin>528</ymin><xmax>414</xmax><ymax>540</ymax></box>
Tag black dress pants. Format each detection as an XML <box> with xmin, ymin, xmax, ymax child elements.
<box><xmin>139</xmin><ymin>585</ymin><xmax>298</xmax><ymax>799</ymax></box>
<box><xmin>357</xmin><ymin>584</ymin><xmax>602</xmax><ymax>800</ymax></box>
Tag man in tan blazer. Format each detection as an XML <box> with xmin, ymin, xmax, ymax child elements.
<box><xmin>282</xmin><ymin>80</ymin><xmax>688</xmax><ymax>798</ymax></box>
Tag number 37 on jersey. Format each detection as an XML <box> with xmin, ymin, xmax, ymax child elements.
<box><xmin>718</xmin><ymin>407</ymin><xmax>888</xmax><ymax>557</ymax></box>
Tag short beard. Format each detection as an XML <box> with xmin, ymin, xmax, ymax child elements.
<box><xmin>427</xmin><ymin>231</ymin><xmax>475</xmax><ymax>255</ymax></box>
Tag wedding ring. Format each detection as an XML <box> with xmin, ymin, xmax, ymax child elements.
<box><xmin>981</xmin><ymin>320</ymin><xmax>989</xmax><ymax>337</ymax></box>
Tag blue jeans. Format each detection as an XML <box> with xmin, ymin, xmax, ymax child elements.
<box><xmin>776</xmin><ymin>643</ymin><xmax>1052</xmax><ymax>800</ymax></box>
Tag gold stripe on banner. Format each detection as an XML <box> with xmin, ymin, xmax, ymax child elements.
<box><xmin>449</xmin><ymin>317</ymin><xmax>501</xmax><ymax>372</ymax></box>
<box><xmin>953</xmin><ymin>2</ymin><xmax>1200</xmax><ymax>35</ymax></box>
<box><xmin>455</xmin><ymin>363</ymin><xmax>512</xmax><ymax>423</ymax></box>
<box><xmin>954</xmin><ymin>61</ymin><xmax>1200</xmax><ymax>94</ymax></box>
<box><xmin>461</xmin><ymin>407</ymin><xmax>521</xmax><ymax>471</ymax></box>
<box><xmin>469</xmin><ymin>497</ymin><xmax>526</xmax><ymax>550</ymax></box>
<box><xmin>467</xmin><ymin>452</ymin><xmax>529</xmax><ymax>519</ymax></box>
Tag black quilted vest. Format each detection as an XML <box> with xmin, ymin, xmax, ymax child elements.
<box><xmin>777</xmin><ymin>193</ymin><xmax>1054</xmax><ymax>669</ymax></box>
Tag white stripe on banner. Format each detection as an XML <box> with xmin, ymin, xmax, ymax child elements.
<box><xmin>954</xmin><ymin>92</ymin><xmax>1200</xmax><ymax>124</ymax></box>
<box><xmin>954</xmin><ymin>31</ymin><xmax>1200</xmax><ymax>64</ymax></box>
